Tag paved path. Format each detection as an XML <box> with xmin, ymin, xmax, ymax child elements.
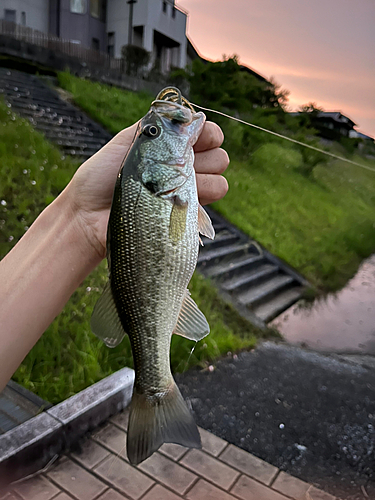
<box><xmin>176</xmin><ymin>343</ymin><xmax>375</xmax><ymax>500</ymax></box>
<box><xmin>2</xmin><ymin>410</ymin><xmax>338</xmax><ymax>500</ymax></box>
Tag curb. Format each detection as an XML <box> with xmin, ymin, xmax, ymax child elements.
<box><xmin>0</xmin><ymin>367</ymin><xmax>134</xmax><ymax>487</ymax></box>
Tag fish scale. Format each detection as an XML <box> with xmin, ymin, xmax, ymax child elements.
<box><xmin>110</xmin><ymin>177</ymin><xmax>198</xmax><ymax>392</ymax></box>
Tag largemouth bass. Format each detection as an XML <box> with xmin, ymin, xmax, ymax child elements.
<box><xmin>91</xmin><ymin>88</ymin><xmax>215</xmax><ymax>465</ymax></box>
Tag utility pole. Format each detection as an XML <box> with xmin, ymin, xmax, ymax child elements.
<box><xmin>127</xmin><ymin>0</ymin><xmax>137</xmax><ymax>46</ymax></box>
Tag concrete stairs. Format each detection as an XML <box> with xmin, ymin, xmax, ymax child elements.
<box><xmin>0</xmin><ymin>67</ymin><xmax>112</xmax><ymax>159</ymax></box>
<box><xmin>198</xmin><ymin>208</ymin><xmax>308</xmax><ymax>327</ymax></box>
<box><xmin>0</xmin><ymin>68</ymin><xmax>308</xmax><ymax>328</ymax></box>
<box><xmin>0</xmin><ymin>381</ymin><xmax>50</xmax><ymax>435</ymax></box>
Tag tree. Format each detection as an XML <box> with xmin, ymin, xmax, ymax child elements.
<box><xmin>171</xmin><ymin>56</ymin><xmax>289</xmax><ymax>113</ymax></box>
<box><xmin>121</xmin><ymin>45</ymin><xmax>150</xmax><ymax>76</ymax></box>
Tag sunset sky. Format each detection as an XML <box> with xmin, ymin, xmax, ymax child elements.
<box><xmin>181</xmin><ymin>0</ymin><xmax>375</xmax><ymax>137</ymax></box>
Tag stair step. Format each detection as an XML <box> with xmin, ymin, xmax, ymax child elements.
<box><xmin>222</xmin><ymin>264</ymin><xmax>279</xmax><ymax>292</ymax></box>
<box><xmin>7</xmin><ymin>99</ymin><xmax>75</xmax><ymax>114</ymax></box>
<box><xmin>238</xmin><ymin>274</ymin><xmax>295</xmax><ymax>307</ymax></box>
<box><xmin>197</xmin><ymin>242</ymin><xmax>257</xmax><ymax>266</ymax></box>
<box><xmin>31</xmin><ymin>116</ymin><xmax>96</xmax><ymax>130</ymax></box>
<box><xmin>211</xmin><ymin>222</ymin><xmax>227</xmax><ymax>232</ymax></box>
<box><xmin>200</xmin><ymin>232</ymin><xmax>240</xmax><ymax>250</ymax></box>
<box><xmin>43</xmin><ymin>133</ymin><xmax>108</xmax><ymax>145</ymax></box>
<box><xmin>205</xmin><ymin>254</ymin><xmax>265</xmax><ymax>280</ymax></box>
<box><xmin>8</xmin><ymin>102</ymin><xmax>85</xmax><ymax>120</ymax></box>
<box><xmin>253</xmin><ymin>286</ymin><xmax>304</xmax><ymax>322</ymax></box>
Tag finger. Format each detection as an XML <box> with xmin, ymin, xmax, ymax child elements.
<box><xmin>195</xmin><ymin>148</ymin><xmax>230</xmax><ymax>175</ymax></box>
<box><xmin>196</xmin><ymin>174</ymin><xmax>229</xmax><ymax>205</ymax></box>
<box><xmin>194</xmin><ymin>122</ymin><xmax>224</xmax><ymax>152</ymax></box>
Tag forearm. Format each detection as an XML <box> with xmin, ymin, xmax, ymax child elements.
<box><xmin>0</xmin><ymin>188</ymin><xmax>102</xmax><ymax>391</ymax></box>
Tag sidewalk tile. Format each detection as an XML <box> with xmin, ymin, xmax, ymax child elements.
<box><xmin>199</xmin><ymin>428</ymin><xmax>228</xmax><ymax>457</ymax></box>
<box><xmin>186</xmin><ymin>479</ymin><xmax>236</xmax><ymax>500</ymax></box>
<box><xmin>13</xmin><ymin>476</ymin><xmax>60</xmax><ymax>500</ymax></box>
<box><xmin>231</xmin><ymin>475</ymin><xmax>290</xmax><ymax>500</ymax></box>
<box><xmin>159</xmin><ymin>443</ymin><xmax>187</xmax><ymax>461</ymax></box>
<box><xmin>53</xmin><ymin>494</ymin><xmax>75</xmax><ymax>500</ymax></box>
<box><xmin>110</xmin><ymin>411</ymin><xmax>129</xmax><ymax>431</ymax></box>
<box><xmin>180</xmin><ymin>449</ymin><xmax>239</xmax><ymax>490</ymax></box>
<box><xmin>220</xmin><ymin>444</ymin><xmax>278</xmax><ymax>485</ymax></box>
<box><xmin>94</xmin><ymin>455</ymin><xmax>153</xmax><ymax>500</ymax></box>
<box><xmin>47</xmin><ymin>458</ymin><xmax>107</xmax><ymax>500</ymax></box>
<box><xmin>1</xmin><ymin>493</ymin><xmax>23</xmax><ymax>500</ymax></box>
<box><xmin>92</xmin><ymin>423</ymin><xmax>127</xmax><ymax>460</ymax></box>
<box><xmin>141</xmin><ymin>484</ymin><xmax>183</xmax><ymax>500</ymax></box>
<box><xmin>139</xmin><ymin>452</ymin><xmax>196</xmax><ymax>495</ymax></box>
<box><xmin>96</xmin><ymin>490</ymin><xmax>127</xmax><ymax>500</ymax></box>
<box><xmin>307</xmin><ymin>486</ymin><xmax>337</xmax><ymax>500</ymax></box>
<box><xmin>272</xmin><ymin>471</ymin><xmax>310</xmax><ymax>499</ymax></box>
<box><xmin>71</xmin><ymin>438</ymin><xmax>110</xmax><ymax>469</ymax></box>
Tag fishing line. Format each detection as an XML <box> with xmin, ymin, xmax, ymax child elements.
<box><xmin>191</xmin><ymin>103</ymin><xmax>375</xmax><ymax>174</ymax></box>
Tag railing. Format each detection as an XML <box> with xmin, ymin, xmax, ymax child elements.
<box><xmin>0</xmin><ymin>20</ymin><xmax>123</xmax><ymax>70</ymax></box>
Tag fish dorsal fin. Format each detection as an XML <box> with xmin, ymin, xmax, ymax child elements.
<box><xmin>173</xmin><ymin>290</ymin><xmax>210</xmax><ymax>341</ymax></box>
<box><xmin>90</xmin><ymin>282</ymin><xmax>127</xmax><ymax>348</ymax></box>
<box><xmin>198</xmin><ymin>205</ymin><xmax>215</xmax><ymax>240</ymax></box>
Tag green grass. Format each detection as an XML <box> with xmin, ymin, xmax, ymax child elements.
<box><xmin>212</xmin><ymin>143</ymin><xmax>375</xmax><ymax>291</ymax></box>
<box><xmin>57</xmin><ymin>72</ymin><xmax>151</xmax><ymax>134</ymax></box>
<box><xmin>0</xmin><ymin>98</ymin><xmax>261</xmax><ymax>403</ymax></box>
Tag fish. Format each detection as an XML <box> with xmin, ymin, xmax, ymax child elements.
<box><xmin>90</xmin><ymin>87</ymin><xmax>215</xmax><ymax>465</ymax></box>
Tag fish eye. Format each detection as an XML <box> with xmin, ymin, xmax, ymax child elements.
<box><xmin>143</xmin><ymin>124</ymin><xmax>160</xmax><ymax>138</ymax></box>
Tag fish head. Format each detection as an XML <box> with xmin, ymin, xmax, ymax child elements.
<box><xmin>130</xmin><ymin>101</ymin><xmax>205</xmax><ymax>198</ymax></box>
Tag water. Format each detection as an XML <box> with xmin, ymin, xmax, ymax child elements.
<box><xmin>272</xmin><ymin>255</ymin><xmax>375</xmax><ymax>354</ymax></box>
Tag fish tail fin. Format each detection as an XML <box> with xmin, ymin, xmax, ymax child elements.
<box><xmin>127</xmin><ymin>381</ymin><xmax>201</xmax><ymax>465</ymax></box>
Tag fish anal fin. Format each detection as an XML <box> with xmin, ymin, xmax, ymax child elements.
<box><xmin>173</xmin><ymin>290</ymin><xmax>210</xmax><ymax>341</ymax></box>
<box><xmin>90</xmin><ymin>282</ymin><xmax>127</xmax><ymax>348</ymax></box>
<box><xmin>127</xmin><ymin>382</ymin><xmax>201</xmax><ymax>465</ymax></box>
<box><xmin>198</xmin><ymin>205</ymin><xmax>215</xmax><ymax>240</ymax></box>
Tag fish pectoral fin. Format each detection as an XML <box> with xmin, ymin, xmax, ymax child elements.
<box><xmin>90</xmin><ymin>282</ymin><xmax>127</xmax><ymax>348</ymax></box>
<box><xmin>169</xmin><ymin>198</ymin><xmax>188</xmax><ymax>244</ymax></box>
<box><xmin>198</xmin><ymin>204</ymin><xmax>215</xmax><ymax>240</ymax></box>
<box><xmin>173</xmin><ymin>290</ymin><xmax>210</xmax><ymax>341</ymax></box>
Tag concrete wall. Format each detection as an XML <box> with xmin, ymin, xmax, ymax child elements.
<box><xmin>1</xmin><ymin>0</ymin><xmax>49</xmax><ymax>32</ymax></box>
<box><xmin>106</xmin><ymin>0</ymin><xmax>129</xmax><ymax>58</ymax></box>
<box><xmin>107</xmin><ymin>0</ymin><xmax>187</xmax><ymax>69</ymax></box>
<box><xmin>57</xmin><ymin>0</ymin><xmax>107</xmax><ymax>50</ymax></box>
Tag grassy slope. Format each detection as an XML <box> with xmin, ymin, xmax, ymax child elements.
<box><xmin>58</xmin><ymin>73</ymin><xmax>375</xmax><ymax>292</ymax></box>
<box><xmin>213</xmin><ymin>144</ymin><xmax>375</xmax><ymax>290</ymax></box>
<box><xmin>0</xmin><ymin>99</ymin><xmax>259</xmax><ymax>404</ymax></box>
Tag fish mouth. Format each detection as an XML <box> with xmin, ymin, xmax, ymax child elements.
<box><xmin>152</xmin><ymin>100</ymin><xmax>193</xmax><ymax>125</ymax></box>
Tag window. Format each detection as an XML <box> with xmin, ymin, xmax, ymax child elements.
<box><xmin>90</xmin><ymin>0</ymin><xmax>99</xmax><ymax>17</ymax></box>
<box><xmin>4</xmin><ymin>9</ymin><xmax>16</xmax><ymax>23</ymax></box>
<box><xmin>70</xmin><ymin>0</ymin><xmax>86</xmax><ymax>14</ymax></box>
<box><xmin>162</xmin><ymin>1</ymin><xmax>167</xmax><ymax>13</ymax></box>
<box><xmin>107</xmin><ymin>32</ymin><xmax>115</xmax><ymax>58</ymax></box>
<box><xmin>90</xmin><ymin>0</ymin><xmax>106</xmax><ymax>21</ymax></box>
<box><xmin>21</xmin><ymin>11</ymin><xmax>26</xmax><ymax>26</ymax></box>
<box><xmin>92</xmin><ymin>38</ymin><xmax>100</xmax><ymax>51</ymax></box>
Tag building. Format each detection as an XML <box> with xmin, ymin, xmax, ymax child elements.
<box><xmin>290</xmin><ymin>110</ymin><xmax>356</xmax><ymax>141</ymax></box>
<box><xmin>1</xmin><ymin>0</ymin><xmax>188</xmax><ymax>72</ymax></box>
<box><xmin>349</xmin><ymin>130</ymin><xmax>374</xmax><ymax>142</ymax></box>
<box><xmin>313</xmin><ymin>112</ymin><xmax>356</xmax><ymax>138</ymax></box>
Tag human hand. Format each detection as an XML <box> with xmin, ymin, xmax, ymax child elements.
<box><xmin>66</xmin><ymin>121</ymin><xmax>229</xmax><ymax>259</ymax></box>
